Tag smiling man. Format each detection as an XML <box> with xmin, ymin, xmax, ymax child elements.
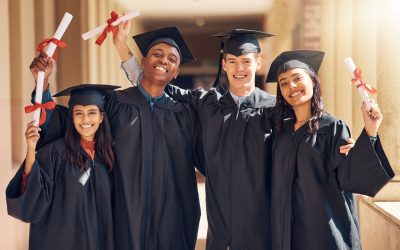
<box><xmin>30</xmin><ymin>27</ymin><xmax>205</xmax><ymax>250</ymax></box>
<box><xmin>119</xmin><ymin>29</ymin><xmax>278</xmax><ymax>250</ymax></box>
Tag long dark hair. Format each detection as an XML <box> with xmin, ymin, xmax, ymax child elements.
<box><xmin>65</xmin><ymin>107</ymin><xmax>114</xmax><ymax>172</ymax></box>
<box><xmin>275</xmin><ymin>68</ymin><xmax>324</xmax><ymax>134</ymax></box>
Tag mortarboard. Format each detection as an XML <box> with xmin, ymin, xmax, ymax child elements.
<box><xmin>266</xmin><ymin>50</ymin><xmax>325</xmax><ymax>83</ymax></box>
<box><xmin>132</xmin><ymin>27</ymin><xmax>196</xmax><ymax>65</ymax></box>
<box><xmin>209</xmin><ymin>29</ymin><xmax>274</xmax><ymax>87</ymax></box>
<box><xmin>53</xmin><ymin>84</ymin><xmax>120</xmax><ymax>109</ymax></box>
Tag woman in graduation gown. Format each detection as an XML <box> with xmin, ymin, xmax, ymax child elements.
<box><xmin>266</xmin><ymin>50</ymin><xmax>394</xmax><ymax>250</ymax></box>
<box><xmin>6</xmin><ymin>84</ymin><xmax>117</xmax><ymax>250</ymax></box>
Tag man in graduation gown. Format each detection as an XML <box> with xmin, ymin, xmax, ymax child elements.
<box><xmin>30</xmin><ymin>27</ymin><xmax>205</xmax><ymax>250</ymax></box>
<box><xmin>118</xmin><ymin>29</ymin><xmax>277</xmax><ymax>250</ymax></box>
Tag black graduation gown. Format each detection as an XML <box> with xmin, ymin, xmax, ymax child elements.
<box><xmin>36</xmin><ymin>87</ymin><xmax>204</xmax><ymax>250</ymax></box>
<box><xmin>6</xmin><ymin>139</ymin><xmax>114</xmax><ymax>250</ymax></box>
<box><xmin>166</xmin><ymin>85</ymin><xmax>276</xmax><ymax>250</ymax></box>
<box><xmin>105</xmin><ymin>87</ymin><xmax>204</xmax><ymax>250</ymax></box>
<box><xmin>271</xmin><ymin>114</ymin><xmax>394</xmax><ymax>250</ymax></box>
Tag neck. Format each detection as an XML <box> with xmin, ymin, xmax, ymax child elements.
<box><xmin>293</xmin><ymin>101</ymin><xmax>312</xmax><ymax>123</ymax></box>
<box><xmin>230</xmin><ymin>84</ymin><xmax>255</xmax><ymax>97</ymax></box>
<box><xmin>140</xmin><ymin>78</ymin><xmax>165</xmax><ymax>97</ymax></box>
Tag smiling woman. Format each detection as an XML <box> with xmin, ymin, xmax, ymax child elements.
<box><xmin>6</xmin><ymin>83</ymin><xmax>118</xmax><ymax>250</ymax></box>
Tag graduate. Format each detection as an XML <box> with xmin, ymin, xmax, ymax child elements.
<box><xmin>30</xmin><ymin>27</ymin><xmax>204</xmax><ymax>250</ymax></box>
<box><xmin>266</xmin><ymin>50</ymin><xmax>394</xmax><ymax>250</ymax></box>
<box><xmin>119</xmin><ymin>29</ymin><xmax>277</xmax><ymax>249</ymax></box>
<box><xmin>6</xmin><ymin>84</ymin><xmax>117</xmax><ymax>250</ymax></box>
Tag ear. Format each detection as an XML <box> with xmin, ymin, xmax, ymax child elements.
<box><xmin>256</xmin><ymin>56</ymin><xmax>262</xmax><ymax>70</ymax></box>
<box><xmin>173</xmin><ymin>68</ymin><xmax>181</xmax><ymax>79</ymax></box>
<box><xmin>141</xmin><ymin>57</ymin><xmax>145</xmax><ymax>69</ymax></box>
<box><xmin>222</xmin><ymin>58</ymin><xmax>227</xmax><ymax>72</ymax></box>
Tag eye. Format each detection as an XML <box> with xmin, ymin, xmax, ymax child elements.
<box><xmin>295</xmin><ymin>76</ymin><xmax>303</xmax><ymax>82</ymax></box>
<box><xmin>168</xmin><ymin>57</ymin><xmax>177</xmax><ymax>64</ymax></box>
<box><xmin>279</xmin><ymin>81</ymin><xmax>289</xmax><ymax>87</ymax></box>
<box><xmin>153</xmin><ymin>52</ymin><xmax>162</xmax><ymax>57</ymax></box>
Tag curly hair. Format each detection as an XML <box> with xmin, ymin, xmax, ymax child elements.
<box><xmin>275</xmin><ymin>68</ymin><xmax>324</xmax><ymax>134</ymax></box>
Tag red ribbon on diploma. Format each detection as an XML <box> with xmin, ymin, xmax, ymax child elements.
<box><xmin>351</xmin><ymin>68</ymin><xmax>377</xmax><ymax>95</ymax></box>
<box><xmin>36</xmin><ymin>38</ymin><xmax>67</xmax><ymax>60</ymax></box>
<box><xmin>24</xmin><ymin>101</ymin><xmax>56</xmax><ymax>126</ymax></box>
<box><xmin>95</xmin><ymin>11</ymin><xmax>119</xmax><ymax>46</ymax></box>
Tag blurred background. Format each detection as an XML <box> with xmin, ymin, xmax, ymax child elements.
<box><xmin>0</xmin><ymin>0</ymin><xmax>399</xmax><ymax>249</ymax></box>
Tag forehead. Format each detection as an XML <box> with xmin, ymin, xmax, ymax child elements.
<box><xmin>147</xmin><ymin>42</ymin><xmax>181</xmax><ymax>57</ymax></box>
<box><xmin>73</xmin><ymin>104</ymin><xmax>100</xmax><ymax>111</ymax></box>
<box><xmin>278</xmin><ymin>67</ymin><xmax>307</xmax><ymax>80</ymax></box>
<box><xmin>225</xmin><ymin>52</ymin><xmax>258</xmax><ymax>60</ymax></box>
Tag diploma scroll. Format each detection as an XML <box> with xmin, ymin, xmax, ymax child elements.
<box><xmin>33</xmin><ymin>12</ymin><xmax>73</xmax><ymax>126</ymax></box>
<box><xmin>81</xmin><ymin>10</ymin><xmax>140</xmax><ymax>40</ymax></box>
<box><xmin>343</xmin><ymin>57</ymin><xmax>373</xmax><ymax>111</ymax></box>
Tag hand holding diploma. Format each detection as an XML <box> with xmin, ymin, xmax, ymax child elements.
<box><xmin>26</xmin><ymin>12</ymin><xmax>73</xmax><ymax>126</ymax></box>
<box><xmin>81</xmin><ymin>10</ymin><xmax>140</xmax><ymax>45</ymax></box>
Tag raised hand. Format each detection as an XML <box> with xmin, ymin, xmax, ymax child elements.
<box><xmin>362</xmin><ymin>99</ymin><xmax>383</xmax><ymax>137</ymax></box>
<box><xmin>113</xmin><ymin>20</ymin><xmax>134</xmax><ymax>62</ymax></box>
<box><xmin>29</xmin><ymin>52</ymin><xmax>53</xmax><ymax>91</ymax></box>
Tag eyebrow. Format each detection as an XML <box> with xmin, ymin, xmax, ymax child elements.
<box><xmin>278</xmin><ymin>72</ymin><xmax>301</xmax><ymax>83</ymax></box>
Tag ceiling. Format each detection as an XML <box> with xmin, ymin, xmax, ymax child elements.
<box><xmin>117</xmin><ymin>0</ymin><xmax>274</xmax><ymax>18</ymax></box>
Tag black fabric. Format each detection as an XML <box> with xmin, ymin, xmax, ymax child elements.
<box><xmin>6</xmin><ymin>139</ymin><xmax>114</xmax><ymax>250</ymax></box>
<box><xmin>209</xmin><ymin>29</ymin><xmax>274</xmax><ymax>57</ymax></box>
<box><xmin>266</xmin><ymin>50</ymin><xmax>325</xmax><ymax>83</ymax></box>
<box><xmin>271</xmin><ymin>114</ymin><xmax>394</xmax><ymax>250</ymax></box>
<box><xmin>165</xmin><ymin>85</ymin><xmax>276</xmax><ymax>250</ymax></box>
<box><xmin>35</xmin><ymin>86</ymin><xmax>205</xmax><ymax>250</ymax></box>
<box><xmin>133</xmin><ymin>27</ymin><xmax>196</xmax><ymax>64</ymax></box>
<box><xmin>53</xmin><ymin>84</ymin><xmax>120</xmax><ymax>109</ymax></box>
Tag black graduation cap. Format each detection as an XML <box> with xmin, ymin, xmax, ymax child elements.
<box><xmin>209</xmin><ymin>29</ymin><xmax>274</xmax><ymax>87</ymax></box>
<box><xmin>53</xmin><ymin>84</ymin><xmax>120</xmax><ymax>109</ymax></box>
<box><xmin>266</xmin><ymin>50</ymin><xmax>325</xmax><ymax>83</ymax></box>
<box><xmin>132</xmin><ymin>27</ymin><xmax>196</xmax><ymax>65</ymax></box>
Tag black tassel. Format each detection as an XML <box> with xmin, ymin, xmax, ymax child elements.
<box><xmin>213</xmin><ymin>40</ymin><xmax>225</xmax><ymax>88</ymax></box>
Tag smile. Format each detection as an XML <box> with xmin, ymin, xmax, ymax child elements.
<box><xmin>80</xmin><ymin>124</ymin><xmax>94</xmax><ymax>129</ymax></box>
<box><xmin>154</xmin><ymin>66</ymin><xmax>168</xmax><ymax>73</ymax></box>
<box><xmin>289</xmin><ymin>90</ymin><xmax>303</xmax><ymax>98</ymax></box>
<box><xmin>233</xmin><ymin>74</ymin><xmax>247</xmax><ymax>79</ymax></box>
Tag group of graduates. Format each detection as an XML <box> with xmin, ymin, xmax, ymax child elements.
<box><xmin>6</xmin><ymin>17</ymin><xmax>394</xmax><ymax>250</ymax></box>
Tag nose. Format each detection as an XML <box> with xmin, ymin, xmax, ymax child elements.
<box><xmin>289</xmin><ymin>81</ymin><xmax>297</xmax><ymax>89</ymax></box>
<box><xmin>236</xmin><ymin>62</ymin><xmax>244</xmax><ymax>71</ymax></box>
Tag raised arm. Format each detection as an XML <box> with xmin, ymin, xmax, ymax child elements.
<box><xmin>331</xmin><ymin>102</ymin><xmax>394</xmax><ymax>196</ymax></box>
<box><xmin>29</xmin><ymin>54</ymin><xmax>69</xmax><ymax>149</ymax></box>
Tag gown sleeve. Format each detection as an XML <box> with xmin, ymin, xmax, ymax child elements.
<box><xmin>121</xmin><ymin>56</ymin><xmax>142</xmax><ymax>85</ymax></box>
<box><xmin>6</xmin><ymin>143</ymin><xmax>58</xmax><ymax>223</ymax></box>
<box><xmin>330</xmin><ymin>121</ymin><xmax>394</xmax><ymax>197</ymax></box>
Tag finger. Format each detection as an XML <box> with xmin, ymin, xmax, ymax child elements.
<box><xmin>346</xmin><ymin>138</ymin><xmax>355</xmax><ymax>143</ymax></box>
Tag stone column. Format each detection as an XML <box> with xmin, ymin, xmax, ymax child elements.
<box><xmin>333</xmin><ymin>0</ymin><xmax>353</xmax><ymax>129</ymax></box>
<box><xmin>377</xmin><ymin>0</ymin><xmax>400</xmax><ymax>178</ymax></box>
<box><xmin>9</xmin><ymin>0</ymin><xmax>36</xmax><ymax>163</ymax></box>
<box><xmin>319</xmin><ymin>0</ymin><xmax>336</xmax><ymax>114</ymax></box>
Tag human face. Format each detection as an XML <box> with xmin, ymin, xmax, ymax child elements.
<box><xmin>278</xmin><ymin>68</ymin><xmax>314</xmax><ymax>108</ymax></box>
<box><xmin>222</xmin><ymin>53</ymin><xmax>261</xmax><ymax>92</ymax></box>
<box><xmin>72</xmin><ymin>105</ymin><xmax>104</xmax><ymax>141</ymax></box>
<box><xmin>141</xmin><ymin>43</ymin><xmax>181</xmax><ymax>85</ymax></box>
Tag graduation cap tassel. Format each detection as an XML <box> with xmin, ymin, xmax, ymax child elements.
<box><xmin>213</xmin><ymin>40</ymin><xmax>225</xmax><ymax>88</ymax></box>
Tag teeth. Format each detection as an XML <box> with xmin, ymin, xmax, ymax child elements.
<box><xmin>155</xmin><ymin>66</ymin><xmax>167</xmax><ymax>72</ymax></box>
<box><xmin>81</xmin><ymin>124</ymin><xmax>93</xmax><ymax>128</ymax></box>
<box><xmin>233</xmin><ymin>75</ymin><xmax>246</xmax><ymax>79</ymax></box>
<box><xmin>290</xmin><ymin>91</ymin><xmax>302</xmax><ymax>97</ymax></box>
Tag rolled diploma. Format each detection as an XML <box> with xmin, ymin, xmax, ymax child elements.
<box><xmin>33</xmin><ymin>12</ymin><xmax>73</xmax><ymax>126</ymax></box>
<box><xmin>343</xmin><ymin>57</ymin><xmax>372</xmax><ymax>111</ymax></box>
<box><xmin>81</xmin><ymin>10</ymin><xmax>140</xmax><ymax>40</ymax></box>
